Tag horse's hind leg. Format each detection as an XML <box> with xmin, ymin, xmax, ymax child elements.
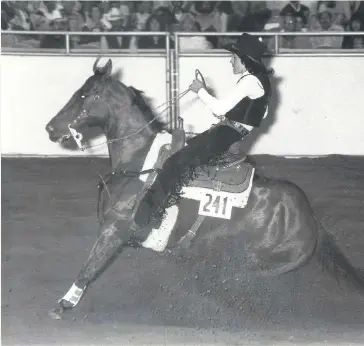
<box><xmin>51</xmin><ymin>220</ymin><xmax>129</xmax><ymax>316</ymax></box>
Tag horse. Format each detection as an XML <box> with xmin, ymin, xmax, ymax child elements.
<box><xmin>45</xmin><ymin>58</ymin><xmax>364</xmax><ymax>323</ymax></box>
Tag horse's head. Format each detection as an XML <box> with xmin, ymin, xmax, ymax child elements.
<box><xmin>45</xmin><ymin>58</ymin><xmax>118</xmax><ymax>145</ymax></box>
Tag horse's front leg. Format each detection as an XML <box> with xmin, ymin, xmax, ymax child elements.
<box><xmin>49</xmin><ymin>219</ymin><xmax>130</xmax><ymax>318</ymax></box>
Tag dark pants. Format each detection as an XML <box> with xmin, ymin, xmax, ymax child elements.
<box><xmin>134</xmin><ymin>124</ymin><xmax>248</xmax><ymax>227</ymax></box>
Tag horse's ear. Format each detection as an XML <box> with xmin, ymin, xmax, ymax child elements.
<box><xmin>93</xmin><ymin>58</ymin><xmax>112</xmax><ymax>77</ymax></box>
<box><xmin>101</xmin><ymin>59</ymin><xmax>112</xmax><ymax>77</ymax></box>
<box><xmin>93</xmin><ymin>57</ymin><xmax>101</xmax><ymax>74</ymax></box>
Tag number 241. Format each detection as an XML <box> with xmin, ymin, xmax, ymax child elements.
<box><xmin>203</xmin><ymin>194</ymin><xmax>228</xmax><ymax>214</ymax></box>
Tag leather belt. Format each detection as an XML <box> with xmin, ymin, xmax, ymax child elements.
<box><xmin>228</xmin><ymin>120</ymin><xmax>250</xmax><ymax>136</ymax></box>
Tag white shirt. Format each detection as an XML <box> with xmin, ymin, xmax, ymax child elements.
<box><xmin>197</xmin><ymin>71</ymin><xmax>268</xmax><ymax>131</ymax></box>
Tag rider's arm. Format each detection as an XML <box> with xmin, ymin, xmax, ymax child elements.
<box><xmin>197</xmin><ymin>75</ymin><xmax>264</xmax><ymax>116</ymax></box>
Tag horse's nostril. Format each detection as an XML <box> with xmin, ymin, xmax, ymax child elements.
<box><xmin>47</xmin><ymin>125</ymin><xmax>54</xmax><ymax>133</ymax></box>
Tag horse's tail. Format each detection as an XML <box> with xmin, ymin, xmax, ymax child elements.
<box><xmin>316</xmin><ymin>228</ymin><xmax>364</xmax><ymax>292</ymax></box>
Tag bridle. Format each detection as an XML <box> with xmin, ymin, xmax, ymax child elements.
<box><xmin>67</xmin><ymin>89</ymin><xmax>190</xmax><ymax>151</ymax></box>
<box><xmin>67</xmin><ymin>69</ymin><xmax>206</xmax><ymax>151</ymax></box>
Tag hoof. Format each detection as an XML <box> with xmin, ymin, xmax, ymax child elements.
<box><xmin>58</xmin><ymin>298</ymin><xmax>75</xmax><ymax>310</ymax></box>
<box><xmin>48</xmin><ymin>302</ymin><xmax>65</xmax><ymax>320</ymax></box>
<box><xmin>48</xmin><ymin>299</ymin><xmax>76</xmax><ymax>320</ymax></box>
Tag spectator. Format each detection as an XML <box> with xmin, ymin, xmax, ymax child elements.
<box><xmin>31</xmin><ymin>9</ymin><xmax>51</xmax><ymax>31</ymax></box>
<box><xmin>85</xmin><ymin>4</ymin><xmax>108</xmax><ymax>31</ymax></box>
<box><xmin>294</xmin><ymin>16</ymin><xmax>312</xmax><ymax>48</ymax></box>
<box><xmin>9</xmin><ymin>1</ymin><xmax>50</xmax><ymax>47</ymax></box>
<box><xmin>99</xmin><ymin>0</ymin><xmax>110</xmax><ymax>15</ymax></box>
<box><xmin>309</xmin><ymin>4</ymin><xmax>344</xmax><ymax>48</ymax></box>
<box><xmin>342</xmin><ymin>13</ymin><xmax>364</xmax><ymax>49</ymax></box>
<box><xmin>224</xmin><ymin>1</ymin><xmax>250</xmax><ymax>48</ymax></box>
<box><xmin>150</xmin><ymin>4</ymin><xmax>181</xmax><ymax>31</ymax></box>
<box><xmin>169</xmin><ymin>1</ymin><xmax>187</xmax><ymax>22</ymax></box>
<box><xmin>241</xmin><ymin>1</ymin><xmax>272</xmax><ymax>32</ymax></box>
<box><xmin>190</xmin><ymin>1</ymin><xmax>228</xmax><ymax>48</ymax></box>
<box><xmin>1</xmin><ymin>1</ymin><xmax>18</xmax><ymax>47</ymax></box>
<box><xmin>153</xmin><ymin>1</ymin><xmax>171</xmax><ymax>11</ymax></box>
<box><xmin>178</xmin><ymin>12</ymin><xmax>213</xmax><ymax>50</ymax></box>
<box><xmin>278</xmin><ymin>14</ymin><xmax>312</xmax><ymax>49</ymax></box>
<box><xmin>225</xmin><ymin>1</ymin><xmax>271</xmax><ymax>45</ymax></box>
<box><xmin>103</xmin><ymin>5</ymin><xmax>129</xmax><ymax>48</ymax></box>
<box><xmin>66</xmin><ymin>2</ymin><xmax>85</xmax><ymax>48</ymax></box>
<box><xmin>119</xmin><ymin>1</ymin><xmax>132</xmax><ymax>27</ymax></box>
<box><xmin>341</xmin><ymin>1</ymin><xmax>364</xmax><ymax>25</ymax></box>
<box><xmin>133</xmin><ymin>1</ymin><xmax>153</xmax><ymax>30</ymax></box>
<box><xmin>264</xmin><ymin>6</ymin><xmax>283</xmax><ymax>32</ymax></box>
<box><xmin>26</xmin><ymin>1</ymin><xmax>45</xmax><ymax>26</ymax></box>
<box><xmin>130</xmin><ymin>1</ymin><xmax>153</xmax><ymax>49</ymax></box>
<box><xmin>226</xmin><ymin>1</ymin><xmax>250</xmax><ymax>32</ymax></box>
<box><xmin>315</xmin><ymin>1</ymin><xmax>348</xmax><ymax>26</ymax></box>
<box><xmin>81</xmin><ymin>4</ymin><xmax>108</xmax><ymax>47</ymax></box>
<box><xmin>280</xmin><ymin>14</ymin><xmax>298</xmax><ymax>48</ymax></box>
<box><xmin>1</xmin><ymin>1</ymin><xmax>15</xmax><ymax>29</ymax></box>
<box><xmin>37</xmin><ymin>1</ymin><xmax>56</xmax><ymax>22</ymax></box>
<box><xmin>39</xmin><ymin>9</ymin><xmax>67</xmax><ymax>49</ymax></box>
<box><xmin>9</xmin><ymin>1</ymin><xmax>32</xmax><ymax>30</ymax></box>
<box><xmin>280</xmin><ymin>1</ymin><xmax>310</xmax><ymax>26</ymax></box>
<box><xmin>61</xmin><ymin>1</ymin><xmax>76</xmax><ymax>16</ymax></box>
<box><xmin>137</xmin><ymin>9</ymin><xmax>175</xmax><ymax>49</ymax></box>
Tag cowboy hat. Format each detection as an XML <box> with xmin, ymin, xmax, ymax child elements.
<box><xmin>223</xmin><ymin>33</ymin><xmax>266</xmax><ymax>63</ymax></box>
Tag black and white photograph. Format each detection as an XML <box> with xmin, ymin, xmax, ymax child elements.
<box><xmin>1</xmin><ymin>1</ymin><xmax>364</xmax><ymax>345</ymax></box>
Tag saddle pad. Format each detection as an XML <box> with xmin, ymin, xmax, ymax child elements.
<box><xmin>182</xmin><ymin>167</ymin><xmax>255</xmax><ymax>218</ymax></box>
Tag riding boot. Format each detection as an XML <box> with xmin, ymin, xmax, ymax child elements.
<box><xmin>133</xmin><ymin>146</ymin><xmax>197</xmax><ymax>231</ymax></box>
<box><xmin>133</xmin><ymin>178</ymin><xmax>167</xmax><ymax>229</ymax></box>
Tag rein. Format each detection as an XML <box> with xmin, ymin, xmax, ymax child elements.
<box><xmin>69</xmin><ymin>88</ymin><xmax>190</xmax><ymax>151</ymax></box>
<box><xmin>71</xmin><ymin>69</ymin><xmax>206</xmax><ymax>207</ymax></box>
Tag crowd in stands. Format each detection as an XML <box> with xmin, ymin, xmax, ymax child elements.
<box><xmin>1</xmin><ymin>1</ymin><xmax>364</xmax><ymax>50</ymax></box>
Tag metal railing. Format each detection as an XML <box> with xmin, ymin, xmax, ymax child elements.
<box><xmin>2</xmin><ymin>30</ymin><xmax>364</xmax><ymax>55</ymax></box>
<box><xmin>1</xmin><ymin>30</ymin><xmax>175</xmax><ymax>128</ymax></box>
<box><xmin>172</xmin><ymin>31</ymin><xmax>364</xmax><ymax>120</ymax></box>
<box><xmin>2</xmin><ymin>30</ymin><xmax>364</xmax><ymax>128</ymax></box>
<box><xmin>174</xmin><ymin>31</ymin><xmax>364</xmax><ymax>55</ymax></box>
<box><xmin>1</xmin><ymin>30</ymin><xmax>171</xmax><ymax>55</ymax></box>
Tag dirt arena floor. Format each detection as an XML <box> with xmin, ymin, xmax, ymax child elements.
<box><xmin>2</xmin><ymin>155</ymin><xmax>364</xmax><ymax>346</ymax></box>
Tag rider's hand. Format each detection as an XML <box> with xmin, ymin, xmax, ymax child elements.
<box><xmin>189</xmin><ymin>79</ymin><xmax>205</xmax><ymax>94</ymax></box>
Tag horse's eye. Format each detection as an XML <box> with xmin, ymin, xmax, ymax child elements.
<box><xmin>94</xmin><ymin>95</ymin><xmax>100</xmax><ymax>100</ymax></box>
<box><xmin>81</xmin><ymin>95</ymin><xmax>85</xmax><ymax>99</ymax></box>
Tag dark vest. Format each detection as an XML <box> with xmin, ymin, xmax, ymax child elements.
<box><xmin>224</xmin><ymin>73</ymin><xmax>270</xmax><ymax>127</ymax></box>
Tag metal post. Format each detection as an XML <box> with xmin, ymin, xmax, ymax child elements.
<box><xmin>165</xmin><ymin>33</ymin><xmax>171</xmax><ymax>130</ymax></box>
<box><xmin>274</xmin><ymin>33</ymin><xmax>279</xmax><ymax>55</ymax></box>
<box><xmin>173</xmin><ymin>32</ymin><xmax>180</xmax><ymax>129</ymax></box>
<box><xmin>66</xmin><ymin>33</ymin><xmax>70</xmax><ymax>54</ymax></box>
<box><xmin>169</xmin><ymin>41</ymin><xmax>175</xmax><ymax>131</ymax></box>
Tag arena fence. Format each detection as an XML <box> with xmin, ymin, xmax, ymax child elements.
<box><xmin>1</xmin><ymin>31</ymin><xmax>364</xmax><ymax>156</ymax></box>
<box><xmin>2</xmin><ymin>30</ymin><xmax>364</xmax><ymax>130</ymax></box>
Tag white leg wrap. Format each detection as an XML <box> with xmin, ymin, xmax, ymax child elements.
<box><xmin>142</xmin><ymin>205</ymin><xmax>179</xmax><ymax>252</ymax></box>
<box><xmin>59</xmin><ymin>283</ymin><xmax>85</xmax><ymax>307</ymax></box>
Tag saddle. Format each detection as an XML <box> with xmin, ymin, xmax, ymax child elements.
<box><xmin>165</xmin><ymin>127</ymin><xmax>254</xmax><ymax>194</ymax></box>
<box><xmin>190</xmin><ymin>157</ymin><xmax>253</xmax><ymax>193</ymax></box>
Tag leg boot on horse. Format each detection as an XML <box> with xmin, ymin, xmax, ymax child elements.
<box><xmin>51</xmin><ymin>219</ymin><xmax>133</xmax><ymax>317</ymax></box>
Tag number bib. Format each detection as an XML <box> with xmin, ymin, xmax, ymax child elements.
<box><xmin>198</xmin><ymin>191</ymin><xmax>234</xmax><ymax>219</ymax></box>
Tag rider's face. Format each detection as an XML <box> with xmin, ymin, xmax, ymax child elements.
<box><xmin>230</xmin><ymin>53</ymin><xmax>246</xmax><ymax>75</ymax></box>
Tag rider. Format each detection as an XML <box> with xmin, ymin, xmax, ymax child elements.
<box><xmin>132</xmin><ymin>33</ymin><xmax>274</xmax><ymax>230</ymax></box>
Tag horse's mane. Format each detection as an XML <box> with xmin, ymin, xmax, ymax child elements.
<box><xmin>86</xmin><ymin>68</ymin><xmax>166</xmax><ymax>133</ymax></box>
<box><xmin>127</xmin><ymin>85</ymin><xmax>165</xmax><ymax>133</ymax></box>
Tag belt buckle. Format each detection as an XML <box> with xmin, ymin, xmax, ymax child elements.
<box><xmin>233</xmin><ymin>122</ymin><xmax>243</xmax><ymax>131</ymax></box>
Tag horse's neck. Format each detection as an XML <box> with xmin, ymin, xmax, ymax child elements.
<box><xmin>105</xmin><ymin>119</ymin><xmax>156</xmax><ymax>173</ymax></box>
